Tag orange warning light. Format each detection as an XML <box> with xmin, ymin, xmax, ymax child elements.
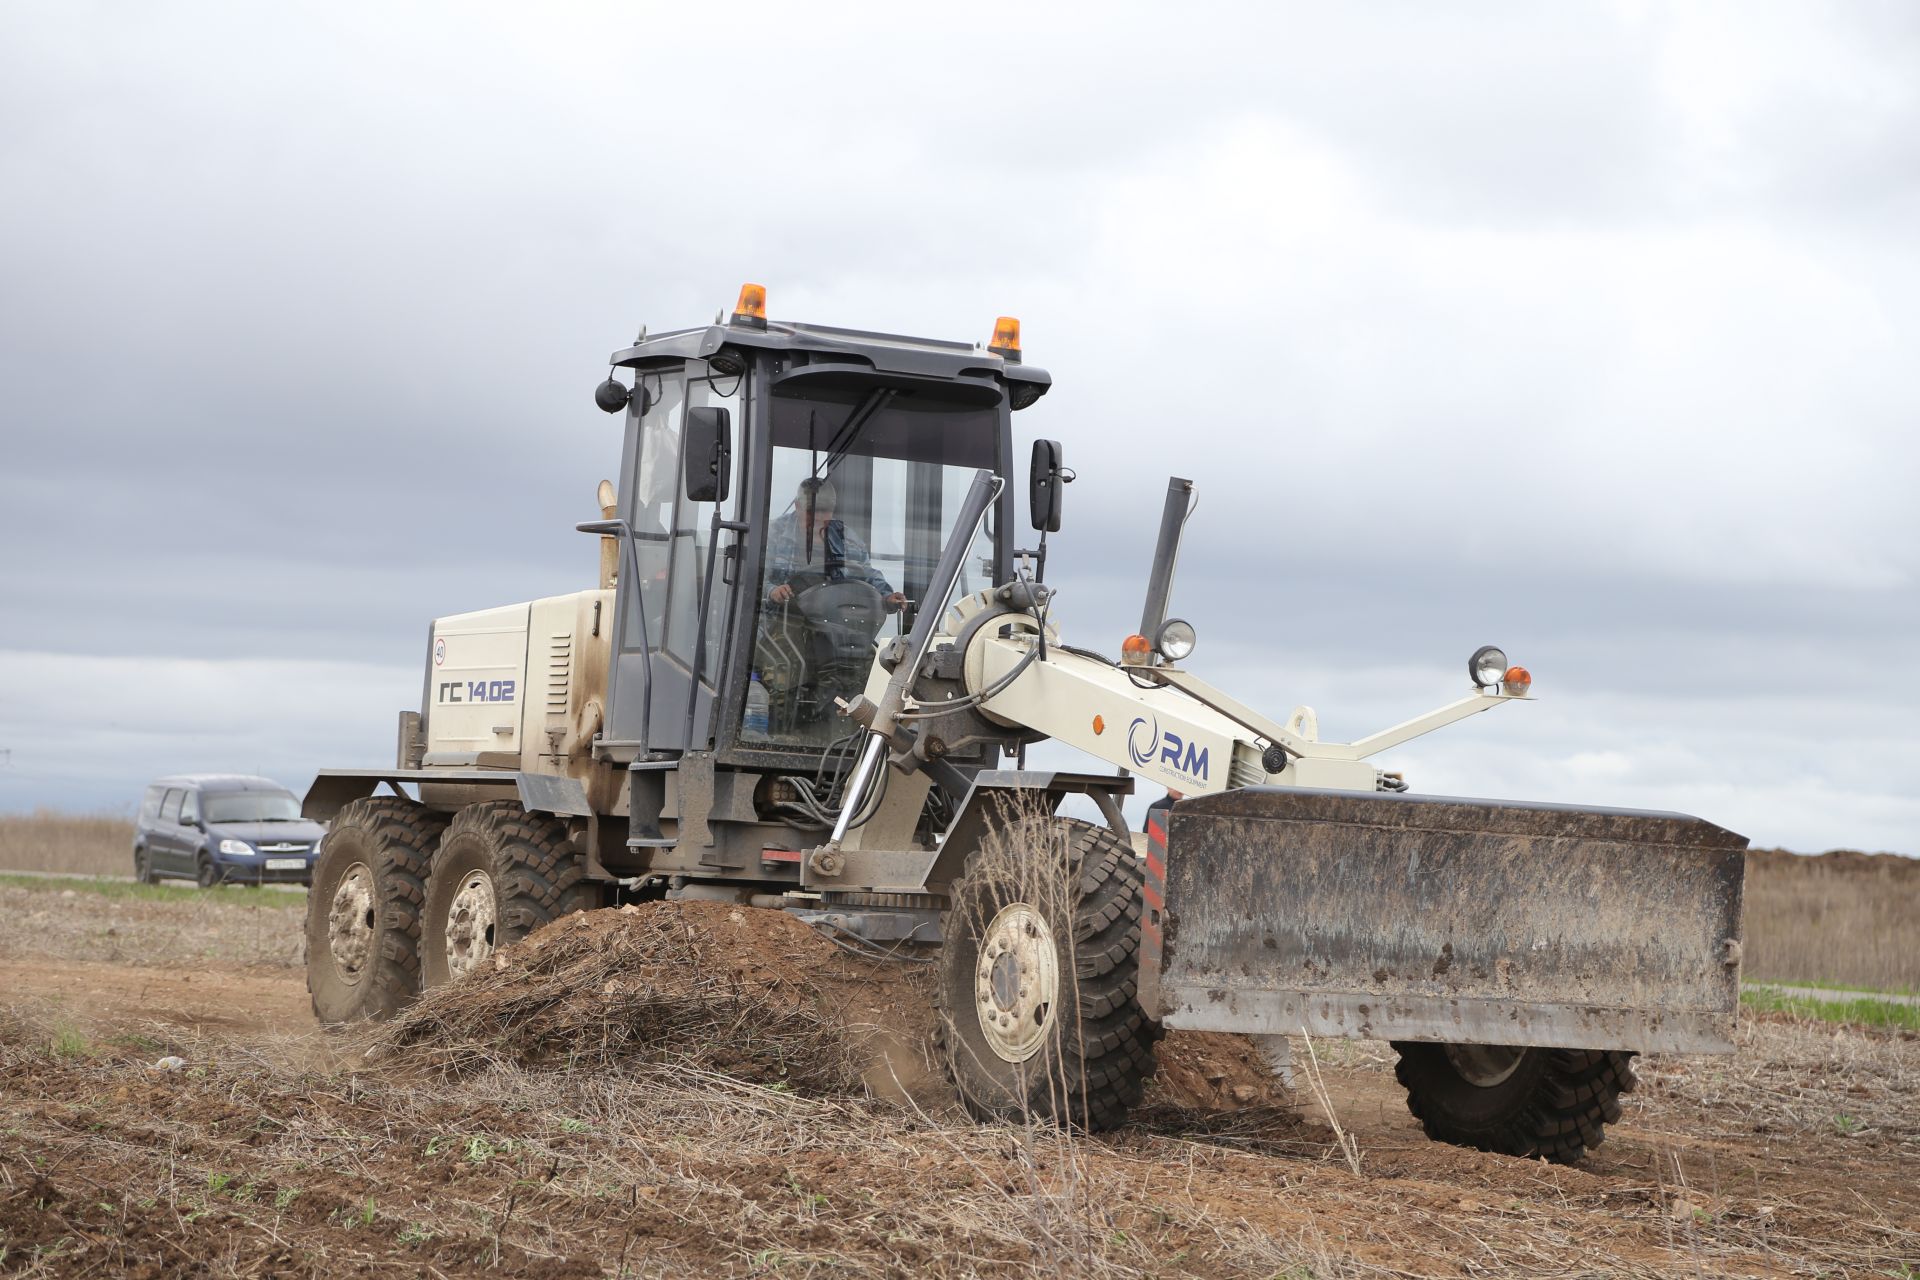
<box><xmin>1502</xmin><ymin>666</ymin><xmax>1532</xmax><ymax>695</ymax></box>
<box><xmin>733</xmin><ymin>283</ymin><xmax>768</xmax><ymax>325</ymax></box>
<box><xmin>989</xmin><ymin>316</ymin><xmax>1021</xmax><ymax>356</ymax></box>
<box><xmin>1120</xmin><ymin>633</ymin><xmax>1153</xmax><ymax>666</ymax></box>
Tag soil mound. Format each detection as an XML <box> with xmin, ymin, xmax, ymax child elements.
<box><xmin>369</xmin><ymin>899</ymin><xmax>1297</xmax><ymax>1117</ymax></box>
<box><xmin>369</xmin><ymin>900</ymin><xmax>923</xmax><ymax>1095</ymax></box>
<box><xmin>1151</xmin><ymin>1030</ymin><xmax>1294</xmax><ymax>1111</ymax></box>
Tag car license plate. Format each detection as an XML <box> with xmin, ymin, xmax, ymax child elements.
<box><xmin>264</xmin><ymin>858</ymin><xmax>306</xmax><ymax>871</ymax></box>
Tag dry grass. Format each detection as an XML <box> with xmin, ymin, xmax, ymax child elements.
<box><xmin>0</xmin><ymin>810</ymin><xmax>134</xmax><ymax>877</ymax></box>
<box><xmin>4</xmin><ymin>1000</ymin><xmax>1914</xmax><ymax>1279</ymax></box>
<box><xmin>0</xmin><ymin>881</ymin><xmax>305</xmax><ymax>968</ymax></box>
<box><xmin>1744</xmin><ymin>848</ymin><xmax>1918</xmax><ymax>992</ymax></box>
<box><xmin>5</xmin><ymin>861</ymin><xmax>1918</xmax><ymax>1278</ymax></box>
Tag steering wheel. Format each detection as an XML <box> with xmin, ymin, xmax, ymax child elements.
<box><xmin>791</xmin><ymin>578</ymin><xmax>886</xmax><ymax>644</ymax></box>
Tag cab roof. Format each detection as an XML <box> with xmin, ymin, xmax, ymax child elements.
<box><xmin>610</xmin><ymin>318</ymin><xmax>1051</xmax><ymax>405</ymax></box>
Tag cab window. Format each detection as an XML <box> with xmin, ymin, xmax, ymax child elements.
<box><xmin>741</xmin><ymin>385</ymin><xmax>999</xmax><ymax>750</ymax></box>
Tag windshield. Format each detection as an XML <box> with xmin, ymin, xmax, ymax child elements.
<box><xmin>204</xmin><ymin>791</ymin><xmax>302</xmax><ymax>824</ymax></box>
<box><xmin>743</xmin><ymin>384</ymin><xmax>1000</xmax><ymax>751</ymax></box>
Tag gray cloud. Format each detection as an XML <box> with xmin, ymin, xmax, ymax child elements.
<box><xmin>2</xmin><ymin>2</ymin><xmax>1915</xmax><ymax>855</ymax></box>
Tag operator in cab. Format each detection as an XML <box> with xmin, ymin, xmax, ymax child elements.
<box><xmin>765</xmin><ymin>477</ymin><xmax>907</xmax><ymax>611</ymax></box>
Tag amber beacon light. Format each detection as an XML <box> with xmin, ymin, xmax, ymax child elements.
<box><xmin>989</xmin><ymin>316</ymin><xmax>1021</xmax><ymax>359</ymax></box>
<box><xmin>732</xmin><ymin>283</ymin><xmax>768</xmax><ymax>327</ymax></box>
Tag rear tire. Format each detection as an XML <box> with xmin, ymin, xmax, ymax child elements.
<box><xmin>1390</xmin><ymin>1041</ymin><xmax>1637</xmax><ymax>1164</ymax></box>
<box><xmin>305</xmin><ymin>797</ymin><xmax>447</xmax><ymax>1025</ymax></box>
<box><xmin>421</xmin><ymin>802</ymin><xmax>596</xmax><ymax>988</ymax></box>
<box><xmin>133</xmin><ymin>847</ymin><xmax>156</xmax><ymax>885</ymax></box>
<box><xmin>933</xmin><ymin>816</ymin><xmax>1160</xmax><ymax>1131</ymax></box>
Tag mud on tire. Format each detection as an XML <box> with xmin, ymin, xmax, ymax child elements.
<box><xmin>1390</xmin><ymin>1041</ymin><xmax>1638</xmax><ymax>1164</ymax></box>
<box><xmin>934</xmin><ymin>816</ymin><xmax>1160</xmax><ymax>1131</ymax></box>
<box><xmin>306</xmin><ymin>797</ymin><xmax>447</xmax><ymax>1024</ymax></box>
<box><xmin>421</xmin><ymin>801</ymin><xmax>598</xmax><ymax>988</ymax></box>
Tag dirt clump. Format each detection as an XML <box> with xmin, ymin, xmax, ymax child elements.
<box><xmin>1151</xmin><ymin>1029</ymin><xmax>1293</xmax><ymax>1111</ymax></box>
<box><xmin>369</xmin><ymin>900</ymin><xmax>929</xmax><ymax>1096</ymax></box>
<box><xmin>371</xmin><ymin>899</ymin><xmax>1306</xmax><ymax>1119</ymax></box>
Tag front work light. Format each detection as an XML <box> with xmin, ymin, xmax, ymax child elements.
<box><xmin>1469</xmin><ymin>645</ymin><xmax>1508</xmax><ymax>689</ymax></box>
<box><xmin>594</xmin><ymin>376</ymin><xmax>632</xmax><ymax>414</ymax></box>
<box><xmin>1154</xmin><ymin>618</ymin><xmax>1197</xmax><ymax>663</ymax></box>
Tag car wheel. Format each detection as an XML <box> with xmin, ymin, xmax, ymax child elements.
<box><xmin>195</xmin><ymin>855</ymin><xmax>219</xmax><ymax>890</ymax></box>
<box><xmin>133</xmin><ymin>846</ymin><xmax>156</xmax><ymax>885</ymax></box>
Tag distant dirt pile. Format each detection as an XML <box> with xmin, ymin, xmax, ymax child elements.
<box><xmin>370</xmin><ymin>899</ymin><xmax>913</xmax><ymax>1095</ymax></box>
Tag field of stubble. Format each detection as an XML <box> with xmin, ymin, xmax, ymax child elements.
<box><xmin>0</xmin><ymin>816</ymin><xmax>1915</xmax><ymax>1277</ymax></box>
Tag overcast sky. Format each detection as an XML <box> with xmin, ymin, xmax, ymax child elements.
<box><xmin>2</xmin><ymin>2</ymin><xmax>1915</xmax><ymax>855</ymax></box>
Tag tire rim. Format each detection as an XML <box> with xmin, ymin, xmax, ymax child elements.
<box><xmin>1444</xmin><ymin>1042</ymin><xmax>1526</xmax><ymax>1087</ymax></box>
<box><xmin>974</xmin><ymin>902</ymin><xmax>1060</xmax><ymax>1063</ymax></box>
<box><xmin>444</xmin><ymin>870</ymin><xmax>497</xmax><ymax>980</ymax></box>
<box><xmin>327</xmin><ymin>862</ymin><xmax>376</xmax><ymax>980</ymax></box>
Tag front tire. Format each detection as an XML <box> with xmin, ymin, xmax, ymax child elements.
<box><xmin>305</xmin><ymin>797</ymin><xmax>447</xmax><ymax>1024</ymax></box>
<box><xmin>1390</xmin><ymin>1041</ymin><xmax>1637</xmax><ymax>1164</ymax></box>
<box><xmin>195</xmin><ymin>855</ymin><xmax>218</xmax><ymax>890</ymax></box>
<box><xmin>420</xmin><ymin>802</ymin><xmax>595</xmax><ymax>988</ymax></box>
<box><xmin>933</xmin><ymin>816</ymin><xmax>1159</xmax><ymax>1131</ymax></box>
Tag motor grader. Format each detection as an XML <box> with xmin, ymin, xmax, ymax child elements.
<box><xmin>304</xmin><ymin>285</ymin><xmax>1747</xmax><ymax>1163</ymax></box>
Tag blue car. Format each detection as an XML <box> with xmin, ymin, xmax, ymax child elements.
<box><xmin>132</xmin><ymin>774</ymin><xmax>326</xmax><ymax>888</ymax></box>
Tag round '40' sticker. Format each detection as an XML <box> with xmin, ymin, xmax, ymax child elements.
<box><xmin>433</xmin><ymin>637</ymin><xmax>446</xmax><ymax>666</ymax></box>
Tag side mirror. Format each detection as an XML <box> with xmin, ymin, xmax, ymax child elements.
<box><xmin>683</xmin><ymin>406</ymin><xmax>732</xmax><ymax>503</ymax></box>
<box><xmin>1029</xmin><ymin>438</ymin><xmax>1065</xmax><ymax>533</ymax></box>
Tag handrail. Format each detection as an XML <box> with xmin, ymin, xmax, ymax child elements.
<box><xmin>576</xmin><ymin>518</ymin><xmax>661</xmax><ymax>755</ymax></box>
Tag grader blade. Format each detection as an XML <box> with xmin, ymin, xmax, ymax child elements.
<box><xmin>1148</xmin><ymin>788</ymin><xmax>1748</xmax><ymax>1054</ymax></box>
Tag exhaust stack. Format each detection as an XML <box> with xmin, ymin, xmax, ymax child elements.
<box><xmin>595</xmin><ymin>480</ymin><xmax>618</xmax><ymax>590</ymax></box>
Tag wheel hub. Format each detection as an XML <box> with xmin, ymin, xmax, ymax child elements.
<box><xmin>974</xmin><ymin>903</ymin><xmax>1060</xmax><ymax>1063</ymax></box>
<box><xmin>1444</xmin><ymin>1042</ymin><xmax>1526</xmax><ymax>1087</ymax></box>
<box><xmin>445</xmin><ymin>870</ymin><xmax>497</xmax><ymax>980</ymax></box>
<box><xmin>327</xmin><ymin>862</ymin><xmax>375</xmax><ymax>980</ymax></box>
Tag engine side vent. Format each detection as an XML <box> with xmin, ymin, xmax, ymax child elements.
<box><xmin>546</xmin><ymin>632</ymin><xmax>573</xmax><ymax>716</ymax></box>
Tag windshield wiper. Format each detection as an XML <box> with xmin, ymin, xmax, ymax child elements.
<box><xmin>815</xmin><ymin>388</ymin><xmax>896</xmax><ymax>482</ymax></box>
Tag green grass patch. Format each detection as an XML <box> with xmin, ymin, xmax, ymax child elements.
<box><xmin>1742</xmin><ymin>985</ymin><xmax>1920</xmax><ymax>1031</ymax></box>
<box><xmin>0</xmin><ymin>873</ymin><xmax>305</xmax><ymax>908</ymax></box>
<box><xmin>1747</xmin><ymin>975</ymin><xmax>1918</xmax><ymax>997</ymax></box>
<box><xmin>47</xmin><ymin>1021</ymin><xmax>91</xmax><ymax>1060</ymax></box>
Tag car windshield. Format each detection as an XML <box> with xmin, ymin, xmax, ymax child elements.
<box><xmin>742</xmin><ymin>383</ymin><xmax>1000</xmax><ymax>751</ymax></box>
<box><xmin>203</xmin><ymin>791</ymin><xmax>302</xmax><ymax>824</ymax></box>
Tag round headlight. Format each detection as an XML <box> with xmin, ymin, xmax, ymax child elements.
<box><xmin>1469</xmin><ymin>645</ymin><xmax>1508</xmax><ymax>688</ymax></box>
<box><xmin>1155</xmin><ymin>618</ymin><xmax>1197</xmax><ymax>663</ymax></box>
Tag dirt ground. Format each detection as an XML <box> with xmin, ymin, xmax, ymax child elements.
<box><xmin>1</xmin><ymin>888</ymin><xmax>1915</xmax><ymax>1278</ymax></box>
